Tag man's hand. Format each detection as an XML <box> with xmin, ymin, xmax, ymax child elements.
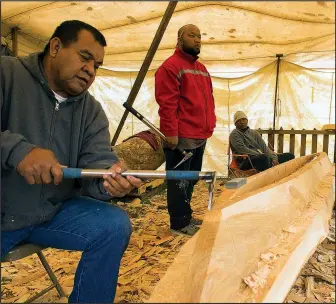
<box><xmin>103</xmin><ymin>162</ymin><xmax>142</xmax><ymax>197</ymax></box>
<box><xmin>166</xmin><ymin>136</ymin><xmax>178</xmax><ymax>150</ymax></box>
<box><xmin>17</xmin><ymin>147</ymin><xmax>63</xmax><ymax>185</ymax></box>
<box><xmin>272</xmin><ymin>159</ymin><xmax>279</xmax><ymax>166</ymax></box>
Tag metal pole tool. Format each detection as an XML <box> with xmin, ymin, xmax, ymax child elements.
<box><xmin>62</xmin><ymin>168</ymin><xmax>216</xmax><ymax>210</ymax></box>
<box><xmin>122</xmin><ymin>102</ymin><xmax>193</xmax><ymax>169</ymax></box>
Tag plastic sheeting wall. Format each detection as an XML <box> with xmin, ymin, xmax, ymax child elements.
<box><xmin>89</xmin><ymin>58</ymin><xmax>335</xmax><ymax>176</ymax></box>
<box><xmin>2</xmin><ymin>1</ymin><xmax>335</xmax><ymax>175</ymax></box>
<box><xmin>1</xmin><ymin>2</ymin><xmax>335</xmax><ymax>71</ymax></box>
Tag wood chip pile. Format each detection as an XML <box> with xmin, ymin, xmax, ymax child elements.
<box><xmin>285</xmin><ymin>215</ymin><xmax>335</xmax><ymax>303</ymax></box>
<box><xmin>1</xmin><ymin>181</ymin><xmax>335</xmax><ymax>303</ymax></box>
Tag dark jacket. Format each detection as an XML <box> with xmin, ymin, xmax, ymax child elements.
<box><xmin>1</xmin><ymin>53</ymin><xmax>118</xmax><ymax>231</ymax></box>
<box><xmin>155</xmin><ymin>48</ymin><xmax>216</xmax><ymax>139</ymax></box>
<box><xmin>229</xmin><ymin>127</ymin><xmax>277</xmax><ymax>161</ymax></box>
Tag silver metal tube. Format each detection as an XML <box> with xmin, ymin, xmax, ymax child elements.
<box><xmin>80</xmin><ymin>169</ymin><xmax>214</xmax><ymax>181</ymax></box>
<box><xmin>122</xmin><ymin>170</ymin><xmax>214</xmax><ymax>181</ymax></box>
<box><xmin>122</xmin><ymin>170</ymin><xmax>167</xmax><ymax>179</ymax></box>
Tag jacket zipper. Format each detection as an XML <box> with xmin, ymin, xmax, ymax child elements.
<box><xmin>40</xmin><ymin>100</ymin><xmax>60</xmax><ymax>213</ymax></box>
<box><xmin>48</xmin><ymin>100</ymin><xmax>60</xmax><ymax>148</ymax></box>
<box><xmin>55</xmin><ymin>100</ymin><xmax>60</xmax><ymax>111</ymax></box>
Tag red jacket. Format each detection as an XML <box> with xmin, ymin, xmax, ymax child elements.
<box><xmin>155</xmin><ymin>48</ymin><xmax>216</xmax><ymax>139</ymax></box>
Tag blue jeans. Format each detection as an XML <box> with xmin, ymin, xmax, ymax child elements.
<box><xmin>1</xmin><ymin>196</ymin><xmax>132</xmax><ymax>303</ymax></box>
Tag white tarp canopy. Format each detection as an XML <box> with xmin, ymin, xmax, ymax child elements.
<box><xmin>1</xmin><ymin>1</ymin><xmax>335</xmax><ymax>175</ymax></box>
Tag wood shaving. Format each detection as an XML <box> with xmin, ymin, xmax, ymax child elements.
<box><xmin>1</xmin><ymin>181</ymin><xmax>334</xmax><ymax>303</ymax></box>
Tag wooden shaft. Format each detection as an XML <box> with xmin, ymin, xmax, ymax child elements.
<box><xmin>289</xmin><ymin>132</ymin><xmax>295</xmax><ymax>154</ymax></box>
<box><xmin>273</xmin><ymin>54</ymin><xmax>282</xmax><ymax>130</ymax></box>
<box><xmin>11</xmin><ymin>27</ymin><xmax>18</xmax><ymax>57</ymax></box>
<box><xmin>111</xmin><ymin>1</ymin><xmax>178</xmax><ymax>145</ymax></box>
<box><xmin>268</xmin><ymin>133</ymin><xmax>275</xmax><ymax>151</ymax></box>
<box><xmin>278</xmin><ymin>133</ymin><xmax>284</xmax><ymax>153</ymax></box>
<box><xmin>311</xmin><ymin>134</ymin><xmax>318</xmax><ymax>154</ymax></box>
<box><xmin>300</xmin><ymin>134</ymin><xmax>306</xmax><ymax>156</ymax></box>
<box><xmin>323</xmin><ymin>134</ymin><xmax>329</xmax><ymax>154</ymax></box>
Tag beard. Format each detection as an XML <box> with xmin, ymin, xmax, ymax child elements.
<box><xmin>182</xmin><ymin>45</ymin><xmax>200</xmax><ymax>57</ymax></box>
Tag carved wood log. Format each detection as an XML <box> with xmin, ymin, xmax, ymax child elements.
<box><xmin>112</xmin><ymin>133</ymin><xmax>165</xmax><ymax>170</ymax></box>
<box><xmin>149</xmin><ymin>152</ymin><xmax>335</xmax><ymax>303</ymax></box>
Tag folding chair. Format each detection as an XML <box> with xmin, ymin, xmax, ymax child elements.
<box><xmin>227</xmin><ymin>142</ymin><xmax>258</xmax><ymax>178</ymax></box>
<box><xmin>2</xmin><ymin>244</ymin><xmax>67</xmax><ymax>303</ymax></box>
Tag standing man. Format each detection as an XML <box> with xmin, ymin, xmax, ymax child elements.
<box><xmin>230</xmin><ymin>111</ymin><xmax>295</xmax><ymax>171</ymax></box>
<box><xmin>1</xmin><ymin>20</ymin><xmax>142</xmax><ymax>303</ymax></box>
<box><xmin>155</xmin><ymin>24</ymin><xmax>216</xmax><ymax>237</ymax></box>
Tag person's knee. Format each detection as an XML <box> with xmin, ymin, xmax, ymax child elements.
<box><xmin>105</xmin><ymin>206</ymin><xmax>132</xmax><ymax>241</ymax></box>
<box><xmin>255</xmin><ymin>154</ymin><xmax>272</xmax><ymax>170</ymax></box>
<box><xmin>288</xmin><ymin>153</ymin><xmax>295</xmax><ymax>160</ymax></box>
<box><xmin>89</xmin><ymin>205</ymin><xmax>132</xmax><ymax>246</ymax></box>
<box><xmin>259</xmin><ymin>154</ymin><xmax>272</xmax><ymax>165</ymax></box>
<box><xmin>279</xmin><ymin>152</ymin><xmax>295</xmax><ymax>163</ymax></box>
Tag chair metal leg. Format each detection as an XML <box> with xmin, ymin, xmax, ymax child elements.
<box><xmin>36</xmin><ymin>251</ymin><xmax>67</xmax><ymax>298</ymax></box>
<box><xmin>247</xmin><ymin>155</ymin><xmax>255</xmax><ymax>169</ymax></box>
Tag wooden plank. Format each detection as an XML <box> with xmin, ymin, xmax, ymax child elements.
<box><xmin>300</xmin><ymin>134</ymin><xmax>307</xmax><ymax>156</ymax></box>
<box><xmin>111</xmin><ymin>1</ymin><xmax>178</xmax><ymax>145</ymax></box>
<box><xmin>258</xmin><ymin>129</ymin><xmax>334</xmax><ymax>135</ymax></box>
<box><xmin>273</xmin><ymin>54</ymin><xmax>282</xmax><ymax>130</ymax></box>
<box><xmin>278</xmin><ymin>131</ymin><xmax>284</xmax><ymax>153</ymax></box>
<box><xmin>11</xmin><ymin>27</ymin><xmax>18</xmax><ymax>57</ymax></box>
<box><xmin>149</xmin><ymin>153</ymin><xmax>334</xmax><ymax>303</ymax></box>
<box><xmin>311</xmin><ymin>133</ymin><xmax>318</xmax><ymax>154</ymax></box>
<box><xmin>289</xmin><ymin>129</ymin><xmax>295</xmax><ymax>154</ymax></box>
<box><xmin>321</xmin><ymin>124</ymin><xmax>335</xmax><ymax>130</ymax></box>
<box><xmin>323</xmin><ymin>134</ymin><xmax>329</xmax><ymax>154</ymax></box>
<box><xmin>268</xmin><ymin>132</ymin><xmax>275</xmax><ymax>151</ymax></box>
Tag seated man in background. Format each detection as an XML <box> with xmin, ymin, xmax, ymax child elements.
<box><xmin>229</xmin><ymin>111</ymin><xmax>295</xmax><ymax>172</ymax></box>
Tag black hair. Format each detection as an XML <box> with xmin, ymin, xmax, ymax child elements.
<box><xmin>43</xmin><ymin>20</ymin><xmax>106</xmax><ymax>55</ymax></box>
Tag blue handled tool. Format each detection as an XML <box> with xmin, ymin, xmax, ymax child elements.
<box><xmin>62</xmin><ymin>168</ymin><xmax>216</xmax><ymax>210</ymax></box>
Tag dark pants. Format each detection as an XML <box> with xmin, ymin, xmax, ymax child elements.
<box><xmin>239</xmin><ymin>153</ymin><xmax>295</xmax><ymax>172</ymax></box>
<box><xmin>1</xmin><ymin>197</ymin><xmax>132</xmax><ymax>303</ymax></box>
<box><xmin>164</xmin><ymin>143</ymin><xmax>206</xmax><ymax>230</ymax></box>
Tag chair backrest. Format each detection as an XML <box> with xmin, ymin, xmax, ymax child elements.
<box><xmin>227</xmin><ymin>140</ymin><xmax>231</xmax><ymax>156</ymax></box>
<box><xmin>227</xmin><ymin>137</ymin><xmax>240</xmax><ymax>169</ymax></box>
<box><xmin>227</xmin><ymin>137</ymin><xmax>232</xmax><ymax>170</ymax></box>
<box><xmin>229</xmin><ymin>156</ymin><xmax>241</xmax><ymax>169</ymax></box>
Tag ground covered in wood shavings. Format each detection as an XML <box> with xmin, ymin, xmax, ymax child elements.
<box><xmin>1</xmin><ymin>181</ymin><xmax>335</xmax><ymax>303</ymax></box>
<box><xmin>284</xmin><ymin>213</ymin><xmax>335</xmax><ymax>304</ymax></box>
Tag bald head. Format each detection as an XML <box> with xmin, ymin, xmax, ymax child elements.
<box><xmin>177</xmin><ymin>24</ymin><xmax>199</xmax><ymax>39</ymax></box>
<box><xmin>177</xmin><ymin>24</ymin><xmax>201</xmax><ymax>57</ymax></box>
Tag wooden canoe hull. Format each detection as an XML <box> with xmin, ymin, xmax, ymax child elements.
<box><xmin>149</xmin><ymin>153</ymin><xmax>335</xmax><ymax>303</ymax></box>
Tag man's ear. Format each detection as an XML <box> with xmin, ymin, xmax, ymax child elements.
<box><xmin>49</xmin><ymin>37</ymin><xmax>62</xmax><ymax>57</ymax></box>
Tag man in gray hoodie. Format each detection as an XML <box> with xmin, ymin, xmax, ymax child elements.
<box><xmin>229</xmin><ymin>111</ymin><xmax>294</xmax><ymax>172</ymax></box>
<box><xmin>1</xmin><ymin>20</ymin><xmax>141</xmax><ymax>303</ymax></box>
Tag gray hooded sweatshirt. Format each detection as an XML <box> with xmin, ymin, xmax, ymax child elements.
<box><xmin>1</xmin><ymin>53</ymin><xmax>118</xmax><ymax>231</ymax></box>
<box><xmin>229</xmin><ymin>127</ymin><xmax>278</xmax><ymax>161</ymax></box>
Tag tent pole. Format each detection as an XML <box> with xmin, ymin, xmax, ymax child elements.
<box><xmin>11</xmin><ymin>27</ymin><xmax>18</xmax><ymax>57</ymax></box>
<box><xmin>111</xmin><ymin>1</ymin><xmax>178</xmax><ymax>145</ymax></box>
<box><xmin>273</xmin><ymin>54</ymin><xmax>283</xmax><ymax>130</ymax></box>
